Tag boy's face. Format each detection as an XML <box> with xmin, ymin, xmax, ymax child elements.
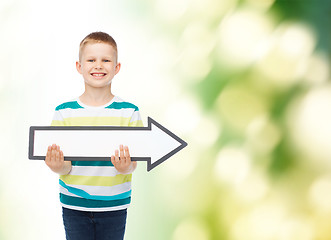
<box><xmin>76</xmin><ymin>42</ymin><xmax>120</xmax><ymax>89</ymax></box>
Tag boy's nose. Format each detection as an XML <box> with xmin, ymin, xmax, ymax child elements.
<box><xmin>94</xmin><ymin>61</ymin><xmax>103</xmax><ymax>69</ymax></box>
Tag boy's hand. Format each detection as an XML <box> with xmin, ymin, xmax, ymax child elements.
<box><xmin>111</xmin><ymin>145</ymin><xmax>137</xmax><ymax>174</ymax></box>
<box><xmin>45</xmin><ymin>144</ymin><xmax>72</xmax><ymax>175</ymax></box>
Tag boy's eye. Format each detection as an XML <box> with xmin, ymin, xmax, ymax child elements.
<box><xmin>87</xmin><ymin>59</ymin><xmax>95</xmax><ymax>62</ymax></box>
<box><xmin>103</xmin><ymin>60</ymin><xmax>111</xmax><ymax>62</ymax></box>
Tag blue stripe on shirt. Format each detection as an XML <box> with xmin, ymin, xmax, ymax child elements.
<box><xmin>59</xmin><ymin>179</ymin><xmax>131</xmax><ymax>201</ymax></box>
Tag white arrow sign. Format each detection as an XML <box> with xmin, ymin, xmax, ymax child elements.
<box><xmin>29</xmin><ymin>117</ymin><xmax>187</xmax><ymax>171</ymax></box>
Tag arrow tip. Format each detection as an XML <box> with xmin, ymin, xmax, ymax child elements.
<box><xmin>146</xmin><ymin>117</ymin><xmax>188</xmax><ymax>171</ymax></box>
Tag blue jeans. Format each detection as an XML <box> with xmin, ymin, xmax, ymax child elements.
<box><xmin>62</xmin><ymin>207</ymin><xmax>127</xmax><ymax>240</ymax></box>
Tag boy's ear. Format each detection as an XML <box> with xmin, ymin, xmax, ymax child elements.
<box><xmin>115</xmin><ymin>62</ymin><xmax>121</xmax><ymax>75</ymax></box>
<box><xmin>76</xmin><ymin>61</ymin><xmax>82</xmax><ymax>74</ymax></box>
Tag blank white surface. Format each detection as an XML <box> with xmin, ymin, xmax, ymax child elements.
<box><xmin>33</xmin><ymin>125</ymin><xmax>182</xmax><ymax>164</ymax></box>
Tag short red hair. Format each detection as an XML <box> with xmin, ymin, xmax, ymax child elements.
<box><xmin>79</xmin><ymin>32</ymin><xmax>118</xmax><ymax>62</ymax></box>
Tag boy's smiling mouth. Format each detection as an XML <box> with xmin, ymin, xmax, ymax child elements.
<box><xmin>91</xmin><ymin>73</ymin><xmax>107</xmax><ymax>78</ymax></box>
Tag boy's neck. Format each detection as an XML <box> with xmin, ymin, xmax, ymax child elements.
<box><xmin>79</xmin><ymin>87</ymin><xmax>114</xmax><ymax>107</ymax></box>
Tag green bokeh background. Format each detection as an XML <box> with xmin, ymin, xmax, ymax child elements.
<box><xmin>1</xmin><ymin>0</ymin><xmax>331</xmax><ymax>239</ymax></box>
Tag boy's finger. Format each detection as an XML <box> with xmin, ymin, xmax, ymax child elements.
<box><xmin>51</xmin><ymin>149</ymin><xmax>56</xmax><ymax>161</ymax></box>
<box><xmin>46</xmin><ymin>146</ymin><xmax>51</xmax><ymax>162</ymax></box>
<box><xmin>124</xmin><ymin>146</ymin><xmax>130</xmax><ymax>161</ymax></box>
<box><xmin>119</xmin><ymin>145</ymin><xmax>125</xmax><ymax>162</ymax></box>
<box><xmin>111</xmin><ymin>155</ymin><xmax>115</xmax><ymax>165</ymax></box>
<box><xmin>132</xmin><ymin>161</ymin><xmax>137</xmax><ymax>169</ymax></box>
<box><xmin>115</xmin><ymin>150</ymin><xmax>120</xmax><ymax>162</ymax></box>
<box><xmin>60</xmin><ymin>151</ymin><xmax>64</xmax><ymax>161</ymax></box>
<box><xmin>55</xmin><ymin>150</ymin><xmax>60</xmax><ymax>162</ymax></box>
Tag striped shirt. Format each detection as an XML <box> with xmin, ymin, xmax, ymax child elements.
<box><xmin>51</xmin><ymin>96</ymin><xmax>143</xmax><ymax>212</ymax></box>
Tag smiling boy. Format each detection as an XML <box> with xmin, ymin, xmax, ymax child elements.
<box><xmin>45</xmin><ymin>32</ymin><xmax>143</xmax><ymax>240</ymax></box>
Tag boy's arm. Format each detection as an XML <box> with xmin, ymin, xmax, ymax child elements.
<box><xmin>45</xmin><ymin>108</ymin><xmax>72</xmax><ymax>175</ymax></box>
<box><xmin>111</xmin><ymin>145</ymin><xmax>137</xmax><ymax>175</ymax></box>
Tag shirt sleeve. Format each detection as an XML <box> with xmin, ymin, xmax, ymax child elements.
<box><xmin>128</xmin><ymin>107</ymin><xmax>144</xmax><ymax>127</ymax></box>
<box><xmin>51</xmin><ymin>109</ymin><xmax>66</xmax><ymax>126</ymax></box>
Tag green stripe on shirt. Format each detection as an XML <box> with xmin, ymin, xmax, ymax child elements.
<box><xmin>60</xmin><ymin>193</ymin><xmax>131</xmax><ymax>208</ymax></box>
<box><xmin>60</xmin><ymin>174</ymin><xmax>132</xmax><ymax>187</ymax></box>
<box><xmin>71</xmin><ymin>161</ymin><xmax>114</xmax><ymax>167</ymax></box>
<box><xmin>55</xmin><ymin>101</ymin><xmax>83</xmax><ymax>111</ymax></box>
<box><xmin>106</xmin><ymin>102</ymin><xmax>139</xmax><ymax>111</ymax></box>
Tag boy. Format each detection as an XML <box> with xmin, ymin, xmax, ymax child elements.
<box><xmin>45</xmin><ymin>32</ymin><xmax>143</xmax><ymax>240</ymax></box>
